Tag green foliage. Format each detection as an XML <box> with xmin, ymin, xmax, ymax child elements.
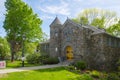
<box><xmin>39</xmin><ymin>55</ymin><xmax>49</xmax><ymax>63</ymax></box>
<box><xmin>41</xmin><ymin>32</ymin><xmax>49</xmax><ymax>42</ymax></box>
<box><xmin>66</xmin><ymin>66</ymin><xmax>76</xmax><ymax>71</ymax></box>
<box><xmin>0</xmin><ymin>37</ymin><xmax>10</xmax><ymax>60</ymax></box>
<box><xmin>90</xmin><ymin>70</ymin><xmax>100</xmax><ymax>78</ymax></box>
<box><xmin>42</xmin><ymin>57</ymin><xmax>59</xmax><ymax>64</ymax></box>
<box><xmin>117</xmin><ymin>59</ymin><xmax>120</xmax><ymax>71</ymax></box>
<box><xmin>3</xmin><ymin>0</ymin><xmax>43</xmax><ymax>61</ymax></box>
<box><xmin>75</xmin><ymin>74</ymin><xmax>93</xmax><ymax>80</ymax></box>
<box><xmin>75</xmin><ymin>8</ymin><xmax>117</xmax><ymax>27</ymax></box>
<box><xmin>73</xmin><ymin>8</ymin><xmax>119</xmax><ymax>36</ymax></box>
<box><xmin>25</xmin><ymin>42</ymin><xmax>38</xmax><ymax>55</ymax></box>
<box><xmin>106</xmin><ymin>73</ymin><xmax>120</xmax><ymax>80</ymax></box>
<box><xmin>26</xmin><ymin>53</ymin><xmax>40</xmax><ymax>64</ymax></box>
<box><xmin>4</xmin><ymin>0</ymin><xmax>43</xmax><ymax>42</ymax></box>
<box><xmin>73</xmin><ymin>61</ymin><xmax>87</xmax><ymax>70</ymax></box>
<box><xmin>91</xmin><ymin>17</ymin><xmax>105</xmax><ymax>28</ymax></box>
<box><xmin>107</xmin><ymin>20</ymin><xmax>120</xmax><ymax>37</ymax></box>
<box><xmin>73</xmin><ymin>16</ymin><xmax>89</xmax><ymax>25</ymax></box>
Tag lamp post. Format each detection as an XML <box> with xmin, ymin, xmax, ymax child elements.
<box><xmin>22</xmin><ymin>35</ymin><xmax>26</xmax><ymax>67</ymax></box>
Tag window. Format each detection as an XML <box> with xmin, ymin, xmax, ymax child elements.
<box><xmin>55</xmin><ymin>32</ymin><xmax>58</xmax><ymax>37</ymax></box>
<box><xmin>114</xmin><ymin>39</ymin><xmax>117</xmax><ymax>47</ymax></box>
<box><xmin>108</xmin><ymin>38</ymin><xmax>111</xmax><ymax>46</ymax></box>
<box><xmin>44</xmin><ymin>45</ymin><xmax>47</xmax><ymax>50</ymax></box>
<box><xmin>55</xmin><ymin>47</ymin><xmax>58</xmax><ymax>52</ymax></box>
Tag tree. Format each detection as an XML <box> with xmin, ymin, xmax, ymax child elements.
<box><xmin>3</xmin><ymin>0</ymin><xmax>43</xmax><ymax>62</ymax></box>
<box><xmin>0</xmin><ymin>37</ymin><xmax>10</xmax><ymax>60</ymax></box>
<box><xmin>72</xmin><ymin>16</ymin><xmax>89</xmax><ymax>25</ymax></box>
<box><xmin>107</xmin><ymin>20</ymin><xmax>120</xmax><ymax>37</ymax></box>
<box><xmin>73</xmin><ymin>8</ymin><xmax>117</xmax><ymax>28</ymax></box>
<box><xmin>41</xmin><ymin>32</ymin><xmax>49</xmax><ymax>42</ymax></box>
<box><xmin>91</xmin><ymin>17</ymin><xmax>105</xmax><ymax>28</ymax></box>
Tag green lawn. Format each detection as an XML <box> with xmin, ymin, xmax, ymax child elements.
<box><xmin>0</xmin><ymin>67</ymin><xmax>83</xmax><ymax>80</ymax></box>
<box><xmin>6</xmin><ymin>60</ymin><xmax>41</xmax><ymax>68</ymax></box>
<box><xmin>0</xmin><ymin>67</ymin><xmax>95</xmax><ymax>80</ymax></box>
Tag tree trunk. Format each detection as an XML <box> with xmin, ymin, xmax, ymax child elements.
<box><xmin>10</xmin><ymin>41</ymin><xmax>15</xmax><ymax>62</ymax></box>
<box><xmin>11</xmin><ymin>51</ymin><xmax>15</xmax><ymax>62</ymax></box>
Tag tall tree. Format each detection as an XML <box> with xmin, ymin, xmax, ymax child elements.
<box><xmin>72</xmin><ymin>16</ymin><xmax>89</xmax><ymax>25</ymax></box>
<box><xmin>107</xmin><ymin>20</ymin><xmax>120</xmax><ymax>37</ymax></box>
<box><xmin>73</xmin><ymin>8</ymin><xmax>117</xmax><ymax>28</ymax></box>
<box><xmin>91</xmin><ymin>17</ymin><xmax>105</xmax><ymax>28</ymax></box>
<box><xmin>3</xmin><ymin>0</ymin><xmax>43</xmax><ymax>62</ymax></box>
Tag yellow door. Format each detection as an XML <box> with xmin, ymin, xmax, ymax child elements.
<box><xmin>66</xmin><ymin>46</ymin><xmax>73</xmax><ymax>60</ymax></box>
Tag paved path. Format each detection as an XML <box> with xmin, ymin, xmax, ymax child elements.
<box><xmin>0</xmin><ymin>64</ymin><xmax>66</xmax><ymax>74</ymax></box>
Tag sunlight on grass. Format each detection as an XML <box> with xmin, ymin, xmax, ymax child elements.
<box><xmin>0</xmin><ymin>67</ymin><xmax>80</xmax><ymax>80</ymax></box>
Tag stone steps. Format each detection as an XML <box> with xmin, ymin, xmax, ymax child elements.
<box><xmin>59</xmin><ymin>60</ymin><xmax>74</xmax><ymax>66</ymax></box>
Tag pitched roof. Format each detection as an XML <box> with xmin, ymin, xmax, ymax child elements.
<box><xmin>63</xmin><ymin>18</ymin><xmax>106</xmax><ymax>33</ymax></box>
<box><xmin>83</xmin><ymin>25</ymin><xmax>106</xmax><ymax>34</ymax></box>
<box><xmin>50</xmin><ymin>17</ymin><xmax>61</xmax><ymax>27</ymax></box>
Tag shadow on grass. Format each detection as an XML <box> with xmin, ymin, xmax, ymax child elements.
<box><xmin>33</xmin><ymin>66</ymin><xmax>66</xmax><ymax>72</ymax></box>
<box><xmin>6</xmin><ymin>60</ymin><xmax>41</xmax><ymax>68</ymax></box>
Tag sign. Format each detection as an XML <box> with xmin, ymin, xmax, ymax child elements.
<box><xmin>0</xmin><ymin>61</ymin><xmax>6</xmax><ymax>68</ymax></box>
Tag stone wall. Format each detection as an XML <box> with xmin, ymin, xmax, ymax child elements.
<box><xmin>86</xmin><ymin>33</ymin><xmax>105</xmax><ymax>70</ymax></box>
<box><xmin>102</xmin><ymin>33</ymin><xmax>120</xmax><ymax>71</ymax></box>
<box><xmin>49</xmin><ymin>24</ymin><xmax>62</xmax><ymax>57</ymax></box>
<box><xmin>86</xmin><ymin>33</ymin><xmax>120</xmax><ymax>71</ymax></box>
<box><xmin>61</xmin><ymin>21</ymin><xmax>86</xmax><ymax>60</ymax></box>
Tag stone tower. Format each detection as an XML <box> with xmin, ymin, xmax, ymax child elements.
<box><xmin>49</xmin><ymin>17</ymin><xmax>62</xmax><ymax>57</ymax></box>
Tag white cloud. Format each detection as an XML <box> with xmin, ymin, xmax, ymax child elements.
<box><xmin>41</xmin><ymin>15</ymin><xmax>54</xmax><ymax>20</ymax></box>
<box><xmin>38</xmin><ymin>1</ymin><xmax>70</xmax><ymax>16</ymax></box>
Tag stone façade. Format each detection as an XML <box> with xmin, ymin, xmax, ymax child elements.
<box><xmin>39</xmin><ymin>17</ymin><xmax>120</xmax><ymax>71</ymax></box>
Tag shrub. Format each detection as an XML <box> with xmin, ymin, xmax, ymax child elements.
<box><xmin>39</xmin><ymin>55</ymin><xmax>49</xmax><ymax>63</ymax></box>
<box><xmin>73</xmin><ymin>61</ymin><xmax>87</xmax><ymax>70</ymax></box>
<box><xmin>90</xmin><ymin>70</ymin><xmax>100</xmax><ymax>78</ymax></box>
<box><xmin>85</xmin><ymin>70</ymin><xmax>91</xmax><ymax>74</ymax></box>
<box><xmin>75</xmin><ymin>74</ymin><xmax>93</xmax><ymax>80</ymax></box>
<box><xmin>66</xmin><ymin>66</ymin><xmax>76</xmax><ymax>71</ymax></box>
<box><xmin>106</xmin><ymin>73</ymin><xmax>120</xmax><ymax>80</ymax></box>
<box><xmin>42</xmin><ymin>57</ymin><xmax>59</xmax><ymax>64</ymax></box>
<box><xmin>26</xmin><ymin>53</ymin><xmax>40</xmax><ymax>64</ymax></box>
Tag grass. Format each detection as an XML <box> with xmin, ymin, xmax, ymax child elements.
<box><xmin>6</xmin><ymin>60</ymin><xmax>41</xmax><ymax>68</ymax></box>
<box><xmin>0</xmin><ymin>66</ymin><xmax>114</xmax><ymax>80</ymax></box>
<box><xmin>0</xmin><ymin>67</ymin><xmax>81</xmax><ymax>80</ymax></box>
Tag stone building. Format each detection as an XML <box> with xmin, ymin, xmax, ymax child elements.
<box><xmin>39</xmin><ymin>17</ymin><xmax>120</xmax><ymax>71</ymax></box>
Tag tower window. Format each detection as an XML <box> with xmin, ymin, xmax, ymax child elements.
<box><xmin>55</xmin><ymin>32</ymin><xmax>58</xmax><ymax>37</ymax></box>
<box><xmin>55</xmin><ymin>47</ymin><xmax>58</xmax><ymax>52</ymax></box>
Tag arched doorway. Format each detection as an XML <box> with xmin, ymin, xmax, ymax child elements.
<box><xmin>66</xmin><ymin>46</ymin><xmax>73</xmax><ymax>60</ymax></box>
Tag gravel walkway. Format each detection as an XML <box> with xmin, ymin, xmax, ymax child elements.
<box><xmin>0</xmin><ymin>64</ymin><xmax>66</xmax><ymax>74</ymax></box>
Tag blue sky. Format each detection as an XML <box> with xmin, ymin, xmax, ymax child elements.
<box><xmin>0</xmin><ymin>0</ymin><xmax>120</xmax><ymax>37</ymax></box>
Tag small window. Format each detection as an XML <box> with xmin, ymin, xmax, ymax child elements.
<box><xmin>111</xmin><ymin>38</ymin><xmax>114</xmax><ymax>46</ymax></box>
<box><xmin>108</xmin><ymin>38</ymin><xmax>111</xmax><ymax>46</ymax></box>
<box><xmin>55</xmin><ymin>32</ymin><xmax>58</xmax><ymax>37</ymax></box>
<box><xmin>55</xmin><ymin>47</ymin><xmax>58</xmax><ymax>52</ymax></box>
<box><xmin>44</xmin><ymin>45</ymin><xmax>47</xmax><ymax>50</ymax></box>
<box><xmin>114</xmin><ymin>39</ymin><xmax>117</xmax><ymax>47</ymax></box>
